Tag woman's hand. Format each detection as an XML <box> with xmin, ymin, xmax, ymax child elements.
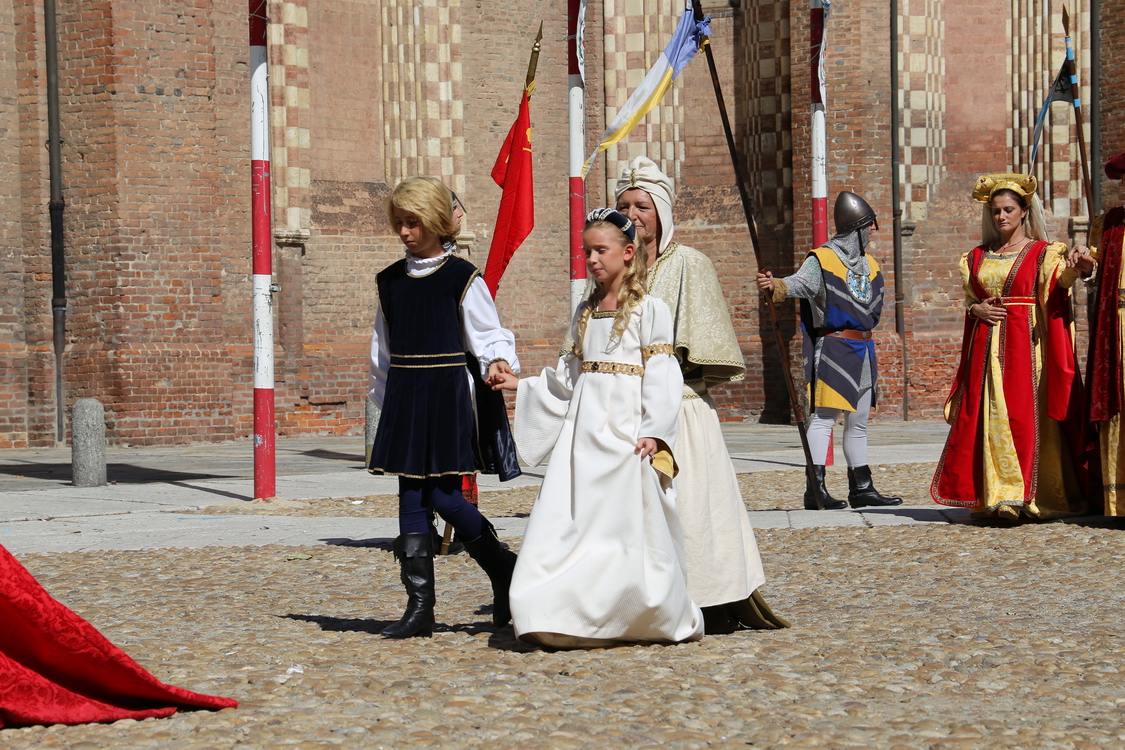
<box><xmin>1068</xmin><ymin>245</ymin><xmax>1095</xmax><ymax>276</ymax></box>
<box><xmin>756</xmin><ymin>270</ymin><xmax>774</xmax><ymax>292</ymax></box>
<box><xmin>635</xmin><ymin>437</ymin><xmax>658</xmax><ymax>459</ymax></box>
<box><xmin>970</xmin><ymin>297</ymin><xmax>1007</xmax><ymax>326</ymax></box>
<box><xmin>487</xmin><ymin>360</ymin><xmax>519</xmax><ymax>391</ymax></box>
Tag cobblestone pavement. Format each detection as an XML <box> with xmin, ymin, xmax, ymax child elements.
<box><xmin>6</xmin><ymin>521</ymin><xmax>1125</xmax><ymax>749</ymax></box>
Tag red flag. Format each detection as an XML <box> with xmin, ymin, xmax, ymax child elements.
<box><xmin>483</xmin><ymin>89</ymin><xmax>534</xmax><ymax>297</ymax></box>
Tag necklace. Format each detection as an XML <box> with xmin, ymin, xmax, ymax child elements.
<box><xmin>993</xmin><ymin>236</ymin><xmax>1028</xmax><ymax>254</ymax></box>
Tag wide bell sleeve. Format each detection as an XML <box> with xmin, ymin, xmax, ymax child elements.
<box><xmin>639</xmin><ymin>297</ymin><xmax>684</xmax><ymax>489</ymax></box>
<box><xmin>513</xmin><ymin>322</ymin><xmax>582</xmax><ymax>467</ymax></box>
<box><xmin>1037</xmin><ymin>241</ymin><xmax>1079</xmax><ymax>421</ymax></box>
<box><xmin>462</xmin><ymin>276</ymin><xmax>521</xmax><ymax>376</ymax></box>
<box><xmin>639</xmin><ymin>297</ymin><xmax>684</xmax><ymax>447</ymax></box>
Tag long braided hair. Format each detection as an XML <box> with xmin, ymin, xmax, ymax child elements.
<box><xmin>574</xmin><ymin>211</ymin><xmax>648</xmax><ymax>358</ymax></box>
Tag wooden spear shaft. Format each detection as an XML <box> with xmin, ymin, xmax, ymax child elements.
<box><xmin>689</xmin><ymin>0</ymin><xmax>818</xmax><ymax>481</ymax></box>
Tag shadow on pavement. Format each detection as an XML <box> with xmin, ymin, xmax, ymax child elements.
<box><xmin>0</xmin><ymin>462</ymin><xmax>237</xmax><ymax>485</ymax></box>
<box><xmin>283</xmin><ymin>613</ymin><xmax>503</xmax><ymax>638</ymax></box>
<box><xmin>858</xmin><ymin>506</ymin><xmax>969</xmax><ymax>522</ymax></box>
<box><xmin>281</xmin><ymin>613</ymin><xmax>387</xmax><ymax>634</ymax></box>
<box><xmin>167</xmin><ymin>481</ymin><xmax>251</xmax><ymax>501</ymax></box>
<box><xmin>296</xmin><ymin>449</ymin><xmax>365</xmax><ymax>465</ymax></box>
<box><xmin>318</xmin><ymin>537</ymin><xmax>394</xmax><ymax>550</ymax></box>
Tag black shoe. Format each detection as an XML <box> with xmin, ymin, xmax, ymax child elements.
<box><xmin>702</xmin><ymin>605</ymin><xmax>738</xmax><ymax>635</ymax></box>
<box><xmin>847</xmin><ymin>465</ymin><xmax>904</xmax><ymax>508</ymax></box>
<box><xmin>462</xmin><ymin>520</ymin><xmax>518</xmax><ymax>627</ymax></box>
<box><xmin>804</xmin><ymin>465</ymin><xmax>847</xmax><ymax>510</ymax></box>
<box><xmin>381</xmin><ymin>533</ymin><xmax>436</xmax><ymax>639</ymax></box>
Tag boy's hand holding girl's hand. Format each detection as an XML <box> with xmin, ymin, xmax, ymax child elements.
<box><xmin>487</xmin><ymin>360</ymin><xmax>519</xmax><ymax>391</ymax></box>
<box><xmin>635</xmin><ymin>438</ymin><xmax>657</xmax><ymax>459</ymax></box>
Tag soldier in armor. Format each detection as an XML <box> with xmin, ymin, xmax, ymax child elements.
<box><xmin>757</xmin><ymin>192</ymin><xmax>903</xmax><ymax>510</ymax></box>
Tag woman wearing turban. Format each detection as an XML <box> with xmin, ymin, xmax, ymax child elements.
<box><xmin>930</xmin><ymin>173</ymin><xmax>1096</xmax><ymax>520</ymax></box>
<box><xmin>614</xmin><ymin>156</ymin><xmax>788</xmax><ymax>633</ymax></box>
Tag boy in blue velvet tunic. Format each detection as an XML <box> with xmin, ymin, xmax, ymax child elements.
<box><xmin>367</xmin><ymin>176</ymin><xmax>520</xmax><ymax>638</ymax></box>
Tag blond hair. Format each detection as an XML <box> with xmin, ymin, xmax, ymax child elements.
<box><xmin>573</xmin><ymin>220</ymin><xmax>648</xmax><ymax>358</ymax></box>
<box><xmin>383</xmin><ymin>176</ymin><xmax>459</xmax><ymax>243</ymax></box>
<box><xmin>980</xmin><ymin>191</ymin><xmax>1050</xmax><ymax>246</ymax></box>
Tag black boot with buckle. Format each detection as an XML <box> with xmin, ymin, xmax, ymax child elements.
<box><xmin>381</xmin><ymin>533</ymin><xmax>436</xmax><ymax>639</ymax></box>
<box><xmin>847</xmin><ymin>465</ymin><xmax>903</xmax><ymax>508</ymax></box>
<box><xmin>462</xmin><ymin>519</ymin><xmax>518</xmax><ymax>627</ymax></box>
<box><xmin>803</xmin><ymin>465</ymin><xmax>847</xmax><ymax>510</ymax></box>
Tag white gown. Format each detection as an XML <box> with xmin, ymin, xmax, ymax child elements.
<box><xmin>511</xmin><ymin>296</ymin><xmax>704</xmax><ymax>648</ymax></box>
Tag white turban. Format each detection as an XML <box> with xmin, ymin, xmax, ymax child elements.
<box><xmin>614</xmin><ymin>156</ymin><xmax>676</xmax><ymax>257</ymax></box>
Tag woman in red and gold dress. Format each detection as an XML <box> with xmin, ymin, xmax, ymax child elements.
<box><xmin>931</xmin><ymin>173</ymin><xmax>1097</xmax><ymax>520</ymax></box>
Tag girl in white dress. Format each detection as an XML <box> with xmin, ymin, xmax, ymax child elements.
<box><xmin>492</xmin><ymin>208</ymin><xmax>704</xmax><ymax>649</ymax></box>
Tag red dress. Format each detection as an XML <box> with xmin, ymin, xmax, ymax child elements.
<box><xmin>930</xmin><ymin>241</ymin><xmax>1094</xmax><ymax>518</ymax></box>
<box><xmin>0</xmin><ymin>545</ymin><xmax>236</xmax><ymax>728</ymax></box>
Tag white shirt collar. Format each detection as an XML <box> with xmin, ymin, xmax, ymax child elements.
<box><xmin>405</xmin><ymin>247</ymin><xmax>453</xmax><ymax>277</ymax></box>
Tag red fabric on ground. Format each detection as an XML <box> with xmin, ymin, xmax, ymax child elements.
<box><xmin>0</xmin><ymin>545</ymin><xmax>237</xmax><ymax>728</ymax></box>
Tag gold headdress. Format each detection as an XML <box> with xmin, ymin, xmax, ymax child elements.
<box><xmin>972</xmin><ymin>173</ymin><xmax>1037</xmax><ymax>204</ymax></box>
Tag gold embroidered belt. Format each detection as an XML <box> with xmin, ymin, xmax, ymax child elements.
<box><xmin>996</xmin><ymin>296</ymin><xmax>1036</xmax><ymax>306</ymax></box>
<box><xmin>582</xmin><ymin>360</ymin><xmax>644</xmax><ymax>376</ymax></box>
<box><xmin>389</xmin><ymin>353</ymin><xmax>467</xmax><ymax>369</ymax></box>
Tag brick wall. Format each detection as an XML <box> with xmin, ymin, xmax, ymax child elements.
<box><xmin>0</xmin><ymin>0</ymin><xmax>1103</xmax><ymax>446</ymax></box>
<box><xmin>1101</xmin><ymin>0</ymin><xmax>1125</xmax><ymax>210</ymax></box>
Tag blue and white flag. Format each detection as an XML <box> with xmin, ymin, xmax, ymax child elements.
<box><xmin>582</xmin><ymin>5</ymin><xmax>710</xmax><ymax>177</ymax></box>
<box><xmin>1029</xmin><ymin>60</ymin><xmax>1072</xmax><ymax>168</ymax></box>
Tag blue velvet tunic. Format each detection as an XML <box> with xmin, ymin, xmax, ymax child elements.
<box><xmin>367</xmin><ymin>255</ymin><xmax>482</xmax><ymax>478</ymax></box>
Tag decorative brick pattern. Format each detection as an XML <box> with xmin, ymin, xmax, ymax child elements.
<box><xmin>381</xmin><ymin>0</ymin><xmax>465</xmax><ymax>195</ymax></box>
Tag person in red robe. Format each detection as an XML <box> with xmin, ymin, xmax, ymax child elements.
<box><xmin>930</xmin><ymin>173</ymin><xmax>1096</xmax><ymax>520</ymax></box>
<box><xmin>1083</xmin><ymin>152</ymin><xmax>1125</xmax><ymax>515</ymax></box>
<box><xmin>0</xmin><ymin>545</ymin><xmax>236</xmax><ymax>728</ymax></box>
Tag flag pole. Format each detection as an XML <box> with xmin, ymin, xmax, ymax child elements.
<box><xmin>1062</xmin><ymin>6</ymin><xmax>1095</xmax><ymax>220</ymax></box>
<box><xmin>567</xmin><ymin>0</ymin><xmax>587</xmax><ymax>314</ymax></box>
<box><xmin>810</xmin><ymin>0</ymin><xmax>829</xmax><ymax>248</ymax></box>
<box><xmin>689</xmin><ymin>0</ymin><xmax>818</xmax><ymax>487</ymax></box>
<box><xmin>249</xmin><ymin>0</ymin><xmax>275</xmax><ymax>500</ymax></box>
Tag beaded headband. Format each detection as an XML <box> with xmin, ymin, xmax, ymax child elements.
<box><xmin>585</xmin><ymin>207</ymin><xmax>635</xmax><ymax>242</ymax></box>
<box><xmin>972</xmin><ymin>173</ymin><xmax>1037</xmax><ymax>204</ymax></box>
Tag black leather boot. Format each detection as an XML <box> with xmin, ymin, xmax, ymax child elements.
<box><xmin>381</xmin><ymin>533</ymin><xmax>435</xmax><ymax>639</ymax></box>
<box><xmin>804</xmin><ymin>465</ymin><xmax>847</xmax><ymax>510</ymax></box>
<box><xmin>847</xmin><ymin>465</ymin><xmax>903</xmax><ymax>508</ymax></box>
<box><xmin>462</xmin><ymin>520</ymin><xmax>518</xmax><ymax>627</ymax></box>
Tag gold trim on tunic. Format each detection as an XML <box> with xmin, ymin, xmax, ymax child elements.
<box><xmin>581</xmin><ymin>361</ymin><xmax>644</xmax><ymax>376</ymax></box>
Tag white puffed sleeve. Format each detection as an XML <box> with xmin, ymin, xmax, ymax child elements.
<box><xmin>368</xmin><ymin>305</ymin><xmax>390</xmax><ymax>409</ymax></box>
<box><xmin>513</xmin><ymin>318</ymin><xmax>583</xmax><ymax>467</ymax></box>
<box><xmin>462</xmin><ymin>276</ymin><xmax>521</xmax><ymax>376</ymax></box>
<box><xmin>638</xmin><ymin>296</ymin><xmax>684</xmax><ymax>449</ymax></box>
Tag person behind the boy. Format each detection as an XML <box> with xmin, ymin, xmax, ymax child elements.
<box><xmin>368</xmin><ymin>176</ymin><xmax>520</xmax><ymax>639</ymax></box>
<box><xmin>492</xmin><ymin>208</ymin><xmax>703</xmax><ymax>649</ymax></box>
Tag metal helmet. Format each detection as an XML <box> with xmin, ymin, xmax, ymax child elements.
<box><xmin>833</xmin><ymin>191</ymin><xmax>878</xmax><ymax>235</ymax></box>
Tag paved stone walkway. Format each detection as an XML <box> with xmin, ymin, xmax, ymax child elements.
<box><xmin>5</xmin><ymin>421</ymin><xmax>1125</xmax><ymax>748</ymax></box>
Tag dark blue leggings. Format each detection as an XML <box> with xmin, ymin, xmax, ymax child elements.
<box><xmin>398</xmin><ymin>475</ymin><xmax>484</xmax><ymax>540</ymax></box>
